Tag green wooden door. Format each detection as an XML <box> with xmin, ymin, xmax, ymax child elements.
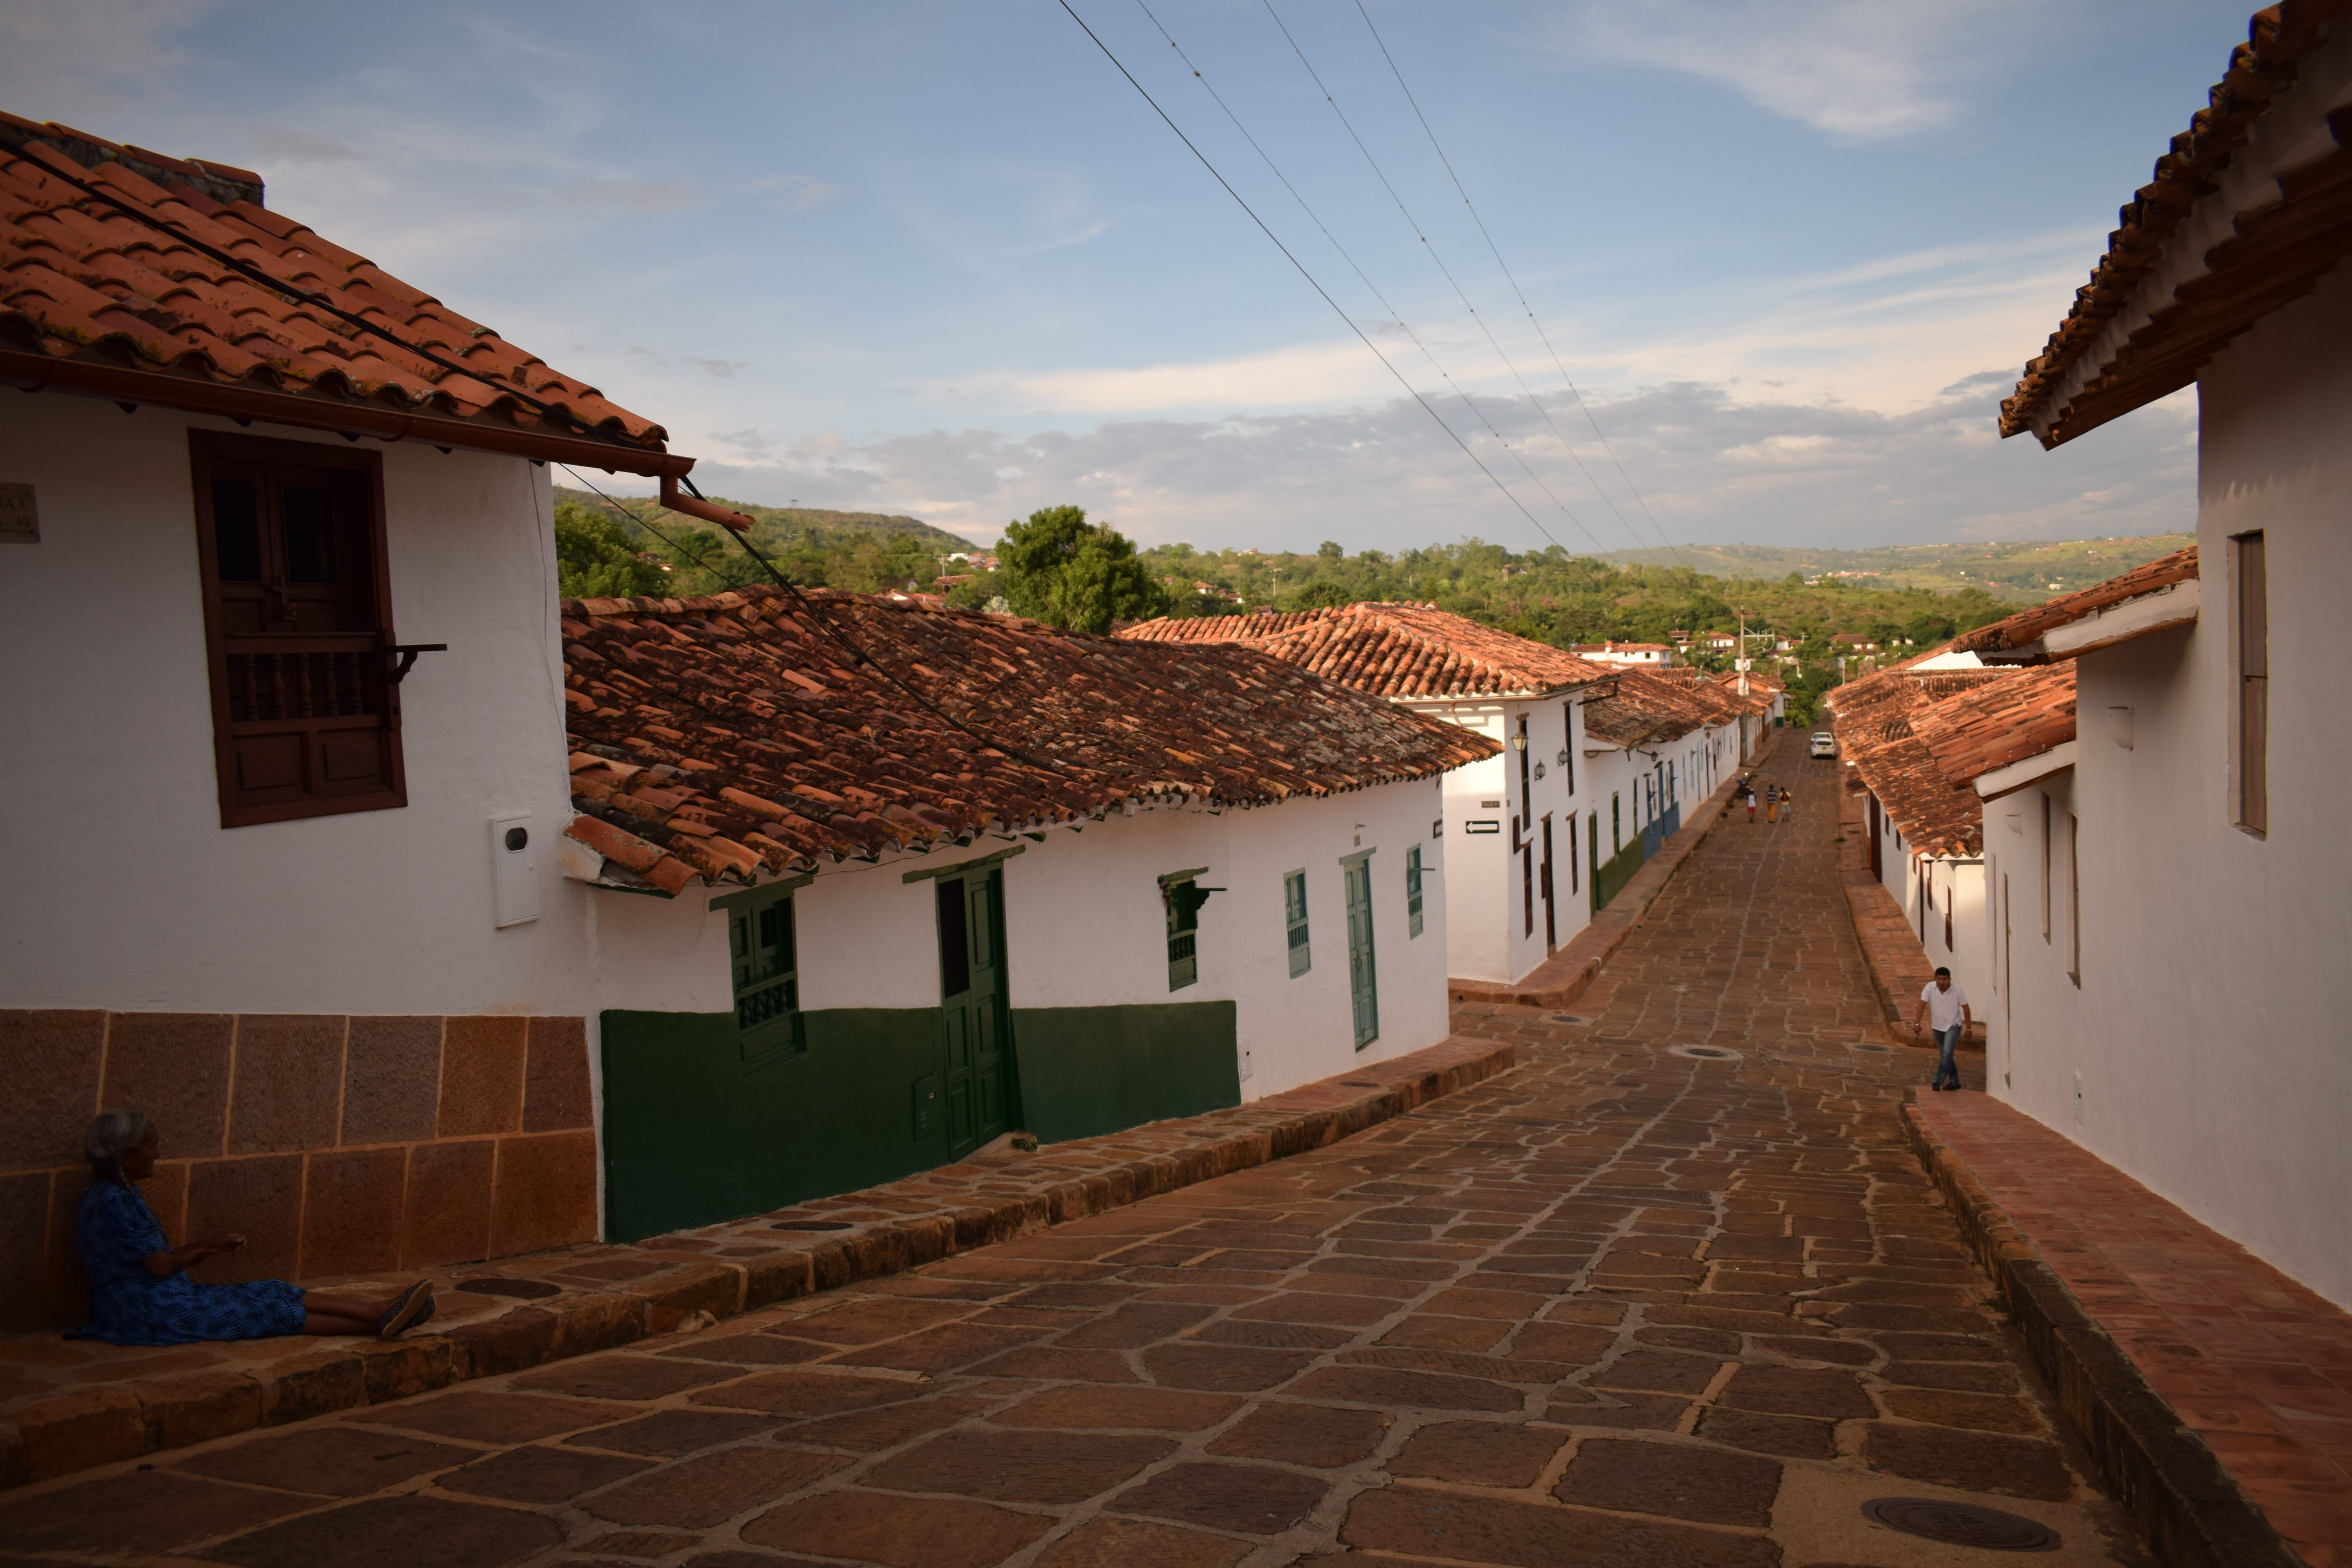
<box><xmin>1588</xmin><ymin>813</ymin><xmax>1601</xmax><ymax>915</ymax></box>
<box><xmin>938</xmin><ymin>870</ymin><xmax>1014</xmax><ymax>1156</ymax></box>
<box><xmin>1344</xmin><ymin>857</ymin><xmax>1378</xmax><ymax>1049</ymax></box>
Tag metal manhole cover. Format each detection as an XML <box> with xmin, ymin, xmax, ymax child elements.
<box><xmin>1863</xmin><ymin>1497</ymin><xmax>2058</xmax><ymax>1551</ymax></box>
<box><xmin>1544</xmin><ymin>1013</ymin><xmax>1587</xmax><ymax>1025</ymax></box>
<box><xmin>771</xmin><ymin>1219</ymin><xmax>854</xmax><ymax>1231</ymax></box>
<box><xmin>1668</xmin><ymin>1044</ymin><xmax>1742</xmax><ymax>1062</ymax></box>
<box><xmin>454</xmin><ymin>1277</ymin><xmax>561</xmax><ymax>1299</ymax></box>
<box><xmin>1855</xmin><ymin>1044</ymin><xmax>1891</xmax><ymax>1053</ymax></box>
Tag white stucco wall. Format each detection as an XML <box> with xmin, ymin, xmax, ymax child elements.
<box><xmin>1994</xmin><ymin>260</ymin><xmax>2352</xmax><ymax>1307</ymax></box>
<box><xmin>0</xmin><ymin>397</ymin><xmax>592</xmax><ymax>1016</ymax></box>
<box><xmin>1867</xmin><ymin>803</ymin><xmax>1990</xmax><ymax>1008</ymax></box>
<box><xmin>1422</xmin><ymin>695</ymin><xmax>1595</xmax><ymax>984</ymax></box>
<box><xmin>585</xmin><ymin>773</ymin><xmax>1458</xmax><ymax>1105</ymax></box>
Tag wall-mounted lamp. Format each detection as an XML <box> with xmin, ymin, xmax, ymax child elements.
<box><xmin>1510</xmin><ymin>733</ymin><xmax>1527</xmax><ymax>751</ymax></box>
<box><xmin>1556</xmin><ymin>749</ymin><xmax>1570</xmax><ymax>766</ymax></box>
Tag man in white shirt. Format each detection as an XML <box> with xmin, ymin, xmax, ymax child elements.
<box><xmin>1911</xmin><ymin>967</ymin><xmax>1971</xmax><ymax>1091</ymax></box>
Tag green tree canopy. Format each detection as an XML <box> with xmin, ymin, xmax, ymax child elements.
<box><xmin>998</xmin><ymin>505</ymin><xmax>1169</xmax><ymax>634</ymax></box>
<box><xmin>553</xmin><ymin>501</ymin><xmax>670</xmax><ymax>599</ymax></box>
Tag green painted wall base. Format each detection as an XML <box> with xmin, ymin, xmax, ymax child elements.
<box><xmin>1014</xmin><ymin>1002</ymin><xmax>1239</xmax><ymax>1145</ymax></box>
<box><xmin>1593</xmin><ymin>838</ymin><xmax>1646</xmax><ymax>913</ymax></box>
<box><xmin>599</xmin><ymin>1000</ymin><xmax>1241</xmax><ymax>1243</ymax></box>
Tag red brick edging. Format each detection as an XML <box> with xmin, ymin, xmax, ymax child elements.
<box><xmin>0</xmin><ymin>1035</ymin><xmax>1514</xmax><ymax>1492</ymax></box>
<box><xmin>1450</xmin><ymin>730</ymin><xmax>1781</xmax><ymax>1010</ymax></box>
<box><xmin>1900</xmin><ymin>1098</ymin><xmax>2302</xmax><ymax>1568</ymax></box>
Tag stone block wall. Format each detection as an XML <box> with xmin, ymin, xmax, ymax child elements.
<box><xmin>0</xmin><ymin>1011</ymin><xmax>599</xmax><ymax>1332</ymax></box>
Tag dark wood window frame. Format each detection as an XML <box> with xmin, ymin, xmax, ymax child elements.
<box><xmin>189</xmin><ymin>431</ymin><xmax>406</xmax><ymax>827</ymax></box>
<box><xmin>2234</xmin><ymin>530</ymin><xmax>2267</xmax><ymax>837</ymax></box>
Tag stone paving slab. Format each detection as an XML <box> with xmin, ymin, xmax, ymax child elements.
<box><xmin>1449</xmin><ymin>731</ymin><xmax>1782</xmax><ymax>1011</ymax></box>
<box><xmin>0</xmin><ymin>1034</ymin><xmax>1512</xmax><ymax>1493</ymax></box>
<box><xmin>0</xmin><ymin>739</ymin><xmax>2160</xmax><ymax>1567</ymax></box>
<box><xmin>1909</xmin><ymin>1090</ymin><xmax>2343</xmax><ymax>1567</ymax></box>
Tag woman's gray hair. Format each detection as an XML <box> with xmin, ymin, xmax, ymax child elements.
<box><xmin>85</xmin><ymin>1109</ymin><xmax>152</xmax><ymax>1183</ymax></box>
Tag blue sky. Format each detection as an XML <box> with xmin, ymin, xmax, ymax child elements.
<box><xmin>5</xmin><ymin>1</ymin><xmax>2250</xmax><ymax>550</ymax></box>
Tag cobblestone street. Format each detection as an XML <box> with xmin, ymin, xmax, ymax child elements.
<box><xmin>0</xmin><ymin>749</ymin><xmax>2148</xmax><ymax>1567</ymax></box>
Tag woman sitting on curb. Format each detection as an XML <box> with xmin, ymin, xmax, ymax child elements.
<box><xmin>75</xmin><ymin>1110</ymin><xmax>434</xmax><ymax>1346</ymax></box>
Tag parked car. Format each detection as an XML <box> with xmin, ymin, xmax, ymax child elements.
<box><xmin>1809</xmin><ymin>731</ymin><xmax>1836</xmax><ymax>758</ymax></box>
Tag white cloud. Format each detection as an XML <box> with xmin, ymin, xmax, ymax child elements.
<box><xmin>753</xmin><ymin>172</ymin><xmax>839</xmax><ymax>211</ymax></box>
<box><xmin>1563</xmin><ymin>0</ymin><xmax>2052</xmax><ymax>140</ymax></box>
<box><xmin>661</xmin><ymin>376</ymin><xmax>2194</xmax><ymax>554</ymax></box>
<box><xmin>981</xmin><ymin>338</ymin><xmax>1400</xmax><ymax>414</ymax></box>
<box><xmin>0</xmin><ymin>0</ymin><xmax>212</xmax><ymax>115</ymax></box>
<box><xmin>245</xmin><ymin>125</ymin><xmax>360</xmax><ymax>163</ymax></box>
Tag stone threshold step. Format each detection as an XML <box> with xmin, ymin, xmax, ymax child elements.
<box><xmin>0</xmin><ymin>1034</ymin><xmax>1514</xmax><ymax>1492</ymax></box>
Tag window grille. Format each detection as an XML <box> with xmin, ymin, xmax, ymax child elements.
<box><xmin>1284</xmin><ymin>869</ymin><xmax>1312</xmax><ymax>976</ymax></box>
<box><xmin>1167</xmin><ymin>877</ymin><xmax>1205</xmax><ymax>991</ymax></box>
<box><xmin>1405</xmin><ymin>848</ymin><xmax>1424</xmax><ymax>938</ymax></box>
<box><xmin>729</xmin><ymin>887</ymin><xmax>804</xmax><ymax>1064</ymax></box>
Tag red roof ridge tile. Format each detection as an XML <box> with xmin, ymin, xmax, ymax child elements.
<box><xmin>1117</xmin><ymin>601</ymin><xmax>1615</xmax><ymax>700</ymax></box>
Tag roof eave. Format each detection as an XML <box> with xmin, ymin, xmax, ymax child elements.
<box><xmin>1</xmin><ymin>347</ymin><xmax>689</xmax><ymax>477</ymax></box>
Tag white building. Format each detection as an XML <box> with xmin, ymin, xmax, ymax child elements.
<box><xmin>0</xmin><ymin>115</ymin><xmax>1493</xmax><ymax>1319</ymax></box>
<box><xmin>1978</xmin><ymin>11</ymin><xmax>2352</xmax><ymax>1307</ymax></box>
<box><xmin>1570</xmin><ymin>640</ymin><xmax>1676</xmax><ymax>669</ymax></box>
<box><xmin>566</xmin><ymin>590</ymin><xmax>1490</xmax><ymax>1238</ymax></box>
<box><xmin>1118</xmin><ymin>604</ymin><xmax>1616</xmax><ymax>985</ymax></box>
<box><xmin>0</xmin><ymin>115</ymin><xmax>717</xmax><ymax>1324</ymax></box>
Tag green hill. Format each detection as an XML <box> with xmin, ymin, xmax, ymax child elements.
<box><xmin>1592</xmin><ymin>535</ymin><xmax>2192</xmax><ymax>601</ymax></box>
<box><xmin>553</xmin><ymin>487</ymin><xmax>971</xmax><ymax>554</ymax></box>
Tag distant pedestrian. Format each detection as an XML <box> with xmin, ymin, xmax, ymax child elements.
<box><xmin>1911</xmin><ymin>968</ymin><xmax>1972</xmax><ymax>1091</ymax></box>
<box><xmin>1780</xmin><ymin>787</ymin><xmax>1796</xmax><ymax>822</ymax></box>
<box><xmin>1743</xmin><ymin>785</ymin><xmax>1757</xmax><ymax>822</ymax></box>
<box><xmin>1765</xmin><ymin>784</ymin><xmax>1780</xmax><ymax>823</ymax></box>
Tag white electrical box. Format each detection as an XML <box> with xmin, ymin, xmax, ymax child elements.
<box><xmin>490</xmin><ymin>813</ymin><xmax>540</xmax><ymax>927</ymax></box>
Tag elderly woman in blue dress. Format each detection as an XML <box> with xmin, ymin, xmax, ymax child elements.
<box><xmin>77</xmin><ymin>1110</ymin><xmax>434</xmax><ymax>1345</ymax></box>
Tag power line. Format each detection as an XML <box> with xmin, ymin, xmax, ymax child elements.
<box><xmin>1259</xmin><ymin>0</ymin><xmax>1662</xmax><ymax>562</ymax></box>
<box><xmin>1054</xmin><ymin>0</ymin><xmax>1567</xmax><ymax>554</ymax></box>
<box><xmin>1132</xmin><ymin>0</ymin><xmax>1608</xmax><ymax>556</ymax></box>
<box><xmin>1348</xmin><ymin>0</ymin><xmax>1687</xmax><ymax>570</ymax></box>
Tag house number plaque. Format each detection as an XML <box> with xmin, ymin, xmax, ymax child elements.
<box><xmin>0</xmin><ymin>483</ymin><xmax>36</xmax><ymax>543</ymax></box>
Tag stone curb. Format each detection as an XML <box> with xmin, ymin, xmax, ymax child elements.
<box><xmin>1449</xmin><ymin>731</ymin><xmax>1782</xmax><ymax>1011</ymax></box>
<box><xmin>1899</xmin><ymin>1097</ymin><xmax>2301</xmax><ymax>1568</ymax></box>
<box><xmin>0</xmin><ymin>1037</ymin><xmax>1515</xmax><ymax>1492</ymax></box>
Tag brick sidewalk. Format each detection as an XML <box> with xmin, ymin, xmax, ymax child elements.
<box><xmin>0</xmin><ymin>1034</ymin><xmax>1512</xmax><ymax>1490</ymax></box>
<box><xmin>0</xmin><ymin>725</ymin><xmax>2157</xmax><ymax>1566</ymax></box>
<box><xmin>1911</xmin><ymin>1091</ymin><xmax>2349</xmax><ymax>1566</ymax></box>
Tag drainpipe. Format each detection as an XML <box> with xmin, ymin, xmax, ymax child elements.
<box><xmin>659</xmin><ymin>474</ymin><xmax>757</xmax><ymax>533</ymax></box>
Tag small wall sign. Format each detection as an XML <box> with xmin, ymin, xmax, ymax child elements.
<box><xmin>0</xmin><ymin>483</ymin><xmax>36</xmax><ymax>543</ymax></box>
<box><xmin>1465</xmin><ymin>820</ymin><xmax>1501</xmax><ymax>834</ymax></box>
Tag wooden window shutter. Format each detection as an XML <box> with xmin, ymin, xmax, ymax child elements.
<box><xmin>191</xmin><ymin>433</ymin><xmax>406</xmax><ymax>827</ymax></box>
<box><xmin>2235</xmin><ymin>532</ymin><xmax>2267</xmax><ymax>835</ymax></box>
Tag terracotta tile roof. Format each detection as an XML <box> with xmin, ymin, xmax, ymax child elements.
<box><xmin>1999</xmin><ymin>2</ymin><xmax>2352</xmax><ymax>446</ymax></box>
<box><xmin>1706</xmin><ymin>669</ymin><xmax>1782</xmax><ymax>715</ymax></box>
<box><xmin>1826</xmin><ymin>667</ymin><xmax>2023</xmax><ymax>858</ymax></box>
<box><xmin>561</xmin><ymin>586</ymin><xmax>1499</xmax><ymax>891</ymax></box>
<box><xmin>1116</xmin><ymin>602</ymin><xmax>1615</xmax><ymax>701</ymax></box>
<box><xmin>1913</xmin><ymin>664</ymin><xmax>2078</xmax><ymax>788</ymax></box>
<box><xmin>1951</xmin><ymin>547</ymin><xmax>2200</xmax><ymax>659</ymax></box>
<box><xmin>1580</xmin><ymin>667</ymin><xmax>1737</xmax><ymax>749</ymax></box>
<box><xmin>0</xmin><ymin>113</ymin><xmax>679</xmax><ymax>474</ymax></box>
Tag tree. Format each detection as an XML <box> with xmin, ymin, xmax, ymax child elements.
<box><xmin>999</xmin><ymin>505</ymin><xmax>1169</xmax><ymax>633</ymax></box>
<box><xmin>1279</xmin><ymin>580</ymin><xmax>1351</xmax><ymax>611</ymax></box>
<box><xmin>553</xmin><ymin>501</ymin><xmax>670</xmax><ymax>599</ymax></box>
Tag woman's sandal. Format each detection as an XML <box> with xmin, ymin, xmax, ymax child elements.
<box><xmin>376</xmin><ymin>1281</ymin><xmax>434</xmax><ymax>1339</ymax></box>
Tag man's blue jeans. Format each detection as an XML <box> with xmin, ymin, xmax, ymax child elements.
<box><xmin>1933</xmin><ymin>1023</ymin><xmax>1963</xmax><ymax>1088</ymax></box>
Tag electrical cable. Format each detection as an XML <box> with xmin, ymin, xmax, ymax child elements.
<box><xmin>1054</xmin><ymin>0</ymin><xmax>1566</xmax><ymax>553</ymax></box>
<box><xmin>1260</xmin><ymin>0</ymin><xmax>1658</xmax><ymax>560</ymax></box>
<box><xmin>1132</xmin><ymin>0</ymin><xmax>1608</xmax><ymax>557</ymax></box>
<box><xmin>27</xmin><ymin>154</ymin><xmax>656</xmax><ymax>458</ymax></box>
<box><xmin>1348</xmin><ymin>0</ymin><xmax>1688</xmax><ymax>570</ymax></box>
